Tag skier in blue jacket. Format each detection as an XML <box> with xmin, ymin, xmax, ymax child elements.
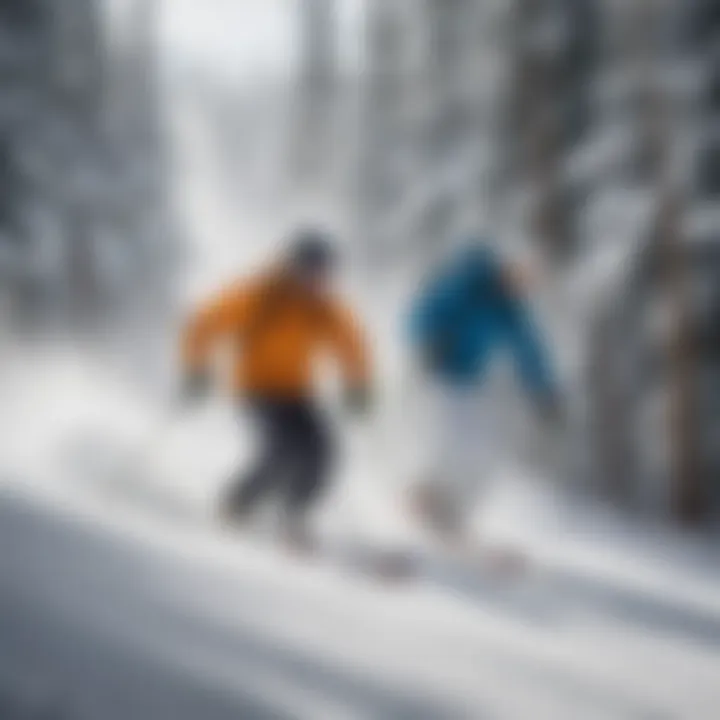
<box><xmin>407</xmin><ymin>241</ymin><xmax>562</xmax><ymax>548</ymax></box>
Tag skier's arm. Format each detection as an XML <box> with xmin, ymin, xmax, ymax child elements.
<box><xmin>408</xmin><ymin>276</ymin><xmax>448</xmax><ymax>347</ymax></box>
<box><xmin>503</xmin><ymin>296</ymin><xmax>558</xmax><ymax>408</ymax></box>
<box><xmin>181</xmin><ymin>283</ymin><xmax>252</xmax><ymax>376</ymax></box>
<box><xmin>326</xmin><ymin>302</ymin><xmax>372</xmax><ymax>399</ymax></box>
<box><xmin>406</xmin><ymin>273</ymin><xmax>458</xmax><ymax>370</ymax></box>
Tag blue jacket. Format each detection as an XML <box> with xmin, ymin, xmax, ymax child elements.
<box><xmin>408</xmin><ymin>245</ymin><xmax>556</xmax><ymax>397</ymax></box>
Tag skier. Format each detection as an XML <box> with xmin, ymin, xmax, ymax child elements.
<box><xmin>406</xmin><ymin>240</ymin><xmax>562</xmax><ymax>558</ymax></box>
<box><xmin>180</xmin><ymin>229</ymin><xmax>372</xmax><ymax>552</ymax></box>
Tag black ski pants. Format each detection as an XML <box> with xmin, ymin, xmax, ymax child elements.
<box><xmin>223</xmin><ymin>397</ymin><xmax>333</xmax><ymax>519</ymax></box>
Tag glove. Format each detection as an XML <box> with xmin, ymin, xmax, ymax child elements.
<box><xmin>344</xmin><ymin>385</ymin><xmax>372</xmax><ymax>416</ymax></box>
<box><xmin>531</xmin><ymin>392</ymin><xmax>568</xmax><ymax>479</ymax></box>
<box><xmin>534</xmin><ymin>392</ymin><xmax>564</xmax><ymax>429</ymax></box>
<box><xmin>180</xmin><ymin>370</ymin><xmax>212</xmax><ymax>407</ymax></box>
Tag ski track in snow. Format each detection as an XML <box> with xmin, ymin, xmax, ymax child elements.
<box><xmin>2</xmin><ymin>457</ymin><xmax>720</xmax><ymax>720</ymax></box>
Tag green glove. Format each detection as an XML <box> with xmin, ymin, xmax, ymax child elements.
<box><xmin>181</xmin><ymin>370</ymin><xmax>212</xmax><ymax>407</ymax></box>
<box><xmin>534</xmin><ymin>392</ymin><xmax>564</xmax><ymax>429</ymax></box>
<box><xmin>344</xmin><ymin>386</ymin><xmax>372</xmax><ymax>416</ymax></box>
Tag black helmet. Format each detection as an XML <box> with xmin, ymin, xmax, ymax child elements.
<box><xmin>289</xmin><ymin>228</ymin><xmax>337</xmax><ymax>274</ymax></box>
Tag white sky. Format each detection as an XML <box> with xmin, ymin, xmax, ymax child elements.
<box><xmin>157</xmin><ymin>0</ymin><xmax>363</xmax><ymax>82</ymax></box>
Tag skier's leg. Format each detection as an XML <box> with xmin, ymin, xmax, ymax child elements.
<box><xmin>409</xmin><ymin>383</ymin><xmax>469</xmax><ymax>541</ymax></box>
<box><xmin>438</xmin><ymin>387</ymin><xmax>507</xmax><ymax>551</ymax></box>
<box><xmin>281</xmin><ymin>402</ymin><xmax>333</xmax><ymax>551</ymax></box>
<box><xmin>457</xmin><ymin>393</ymin><xmax>531</xmax><ymax>575</ymax></box>
<box><xmin>219</xmin><ymin>400</ymin><xmax>291</xmax><ymax>522</ymax></box>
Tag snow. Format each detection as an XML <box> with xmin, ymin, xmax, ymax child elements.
<box><xmin>2</xmin><ymin>447</ymin><xmax>720</xmax><ymax>719</ymax></box>
<box><xmin>2</xmin><ymin>270</ymin><xmax>720</xmax><ymax>718</ymax></box>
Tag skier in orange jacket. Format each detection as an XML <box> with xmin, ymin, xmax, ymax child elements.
<box><xmin>181</xmin><ymin>230</ymin><xmax>372</xmax><ymax>549</ymax></box>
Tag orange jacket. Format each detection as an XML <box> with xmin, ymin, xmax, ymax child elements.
<box><xmin>182</xmin><ymin>271</ymin><xmax>370</xmax><ymax>398</ymax></box>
